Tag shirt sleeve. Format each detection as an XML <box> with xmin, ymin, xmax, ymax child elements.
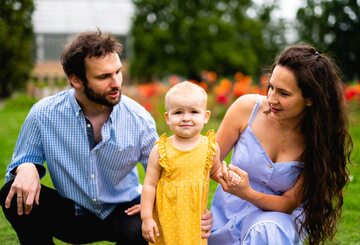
<box><xmin>139</xmin><ymin>112</ymin><xmax>158</xmax><ymax>171</ymax></box>
<box><xmin>5</xmin><ymin>106</ymin><xmax>46</xmax><ymax>182</ymax></box>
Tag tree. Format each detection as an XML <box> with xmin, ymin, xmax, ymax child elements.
<box><xmin>129</xmin><ymin>0</ymin><xmax>285</xmax><ymax>82</ymax></box>
<box><xmin>0</xmin><ymin>0</ymin><xmax>34</xmax><ymax>98</ymax></box>
<box><xmin>296</xmin><ymin>0</ymin><xmax>360</xmax><ymax>80</ymax></box>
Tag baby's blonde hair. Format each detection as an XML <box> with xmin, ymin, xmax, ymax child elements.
<box><xmin>164</xmin><ymin>81</ymin><xmax>208</xmax><ymax>111</ymax></box>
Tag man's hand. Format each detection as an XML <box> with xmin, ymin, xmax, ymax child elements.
<box><xmin>201</xmin><ymin>209</ymin><xmax>214</xmax><ymax>238</ymax></box>
<box><xmin>125</xmin><ymin>204</ymin><xmax>141</xmax><ymax>215</ymax></box>
<box><xmin>5</xmin><ymin>163</ymin><xmax>41</xmax><ymax>215</ymax></box>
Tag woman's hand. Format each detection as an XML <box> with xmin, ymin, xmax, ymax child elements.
<box><xmin>218</xmin><ymin>161</ymin><xmax>252</xmax><ymax>199</ymax></box>
<box><xmin>219</xmin><ymin>161</ymin><xmax>303</xmax><ymax>213</ymax></box>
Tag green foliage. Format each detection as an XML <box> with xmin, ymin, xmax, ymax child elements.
<box><xmin>2</xmin><ymin>94</ymin><xmax>37</xmax><ymax>110</ymax></box>
<box><xmin>0</xmin><ymin>0</ymin><xmax>35</xmax><ymax>98</ymax></box>
<box><xmin>296</xmin><ymin>0</ymin><xmax>360</xmax><ymax>81</ymax></box>
<box><xmin>129</xmin><ymin>0</ymin><xmax>286</xmax><ymax>82</ymax></box>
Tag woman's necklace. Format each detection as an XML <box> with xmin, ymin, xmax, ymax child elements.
<box><xmin>281</xmin><ymin>135</ymin><xmax>287</xmax><ymax>151</ymax></box>
<box><xmin>280</xmin><ymin>130</ymin><xmax>293</xmax><ymax>152</ymax></box>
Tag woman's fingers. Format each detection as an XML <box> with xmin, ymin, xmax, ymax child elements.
<box><xmin>228</xmin><ymin>164</ymin><xmax>247</xmax><ymax>177</ymax></box>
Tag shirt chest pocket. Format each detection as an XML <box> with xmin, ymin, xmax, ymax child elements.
<box><xmin>95</xmin><ymin>143</ymin><xmax>140</xmax><ymax>171</ymax></box>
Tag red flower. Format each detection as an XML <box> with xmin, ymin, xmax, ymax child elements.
<box><xmin>345</xmin><ymin>89</ymin><xmax>357</xmax><ymax>101</ymax></box>
<box><xmin>216</xmin><ymin>94</ymin><xmax>229</xmax><ymax>104</ymax></box>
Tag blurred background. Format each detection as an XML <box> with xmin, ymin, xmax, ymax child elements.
<box><xmin>1</xmin><ymin>0</ymin><xmax>359</xmax><ymax>99</ymax></box>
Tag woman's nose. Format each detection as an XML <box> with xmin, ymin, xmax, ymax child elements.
<box><xmin>267</xmin><ymin>91</ymin><xmax>278</xmax><ymax>104</ymax></box>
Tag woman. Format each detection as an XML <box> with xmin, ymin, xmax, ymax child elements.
<box><xmin>209</xmin><ymin>44</ymin><xmax>353</xmax><ymax>244</ymax></box>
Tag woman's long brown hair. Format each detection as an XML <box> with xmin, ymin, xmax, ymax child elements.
<box><xmin>273</xmin><ymin>45</ymin><xmax>353</xmax><ymax>244</ymax></box>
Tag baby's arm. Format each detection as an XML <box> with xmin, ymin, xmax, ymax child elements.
<box><xmin>141</xmin><ymin>145</ymin><xmax>162</xmax><ymax>243</ymax></box>
<box><xmin>210</xmin><ymin>144</ymin><xmax>222</xmax><ymax>182</ymax></box>
<box><xmin>210</xmin><ymin>143</ymin><xmax>241</xmax><ymax>185</ymax></box>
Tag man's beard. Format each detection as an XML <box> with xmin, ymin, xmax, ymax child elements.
<box><xmin>84</xmin><ymin>83</ymin><xmax>121</xmax><ymax>107</ymax></box>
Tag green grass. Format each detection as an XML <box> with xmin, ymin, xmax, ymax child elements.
<box><xmin>0</xmin><ymin>100</ymin><xmax>359</xmax><ymax>244</ymax></box>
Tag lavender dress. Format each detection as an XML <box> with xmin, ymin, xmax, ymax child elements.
<box><xmin>209</xmin><ymin>95</ymin><xmax>304</xmax><ymax>245</ymax></box>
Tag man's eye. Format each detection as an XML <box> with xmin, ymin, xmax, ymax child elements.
<box><xmin>99</xmin><ymin>75</ymin><xmax>109</xmax><ymax>79</ymax></box>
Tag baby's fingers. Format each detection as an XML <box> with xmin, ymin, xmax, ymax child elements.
<box><xmin>221</xmin><ymin>161</ymin><xmax>229</xmax><ymax>180</ymax></box>
<box><xmin>228</xmin><ymin>170</ymin><xmax>241</xmax><ymax>185</ymax></box>
<box><xmin>143</xmin><ymin>229</ymin><xmax>155</xmax><ymax>243</ymax></box>
<box><xmin>232</xmin><ymin>173</ymin><xmax>242</xmax><ymax>185</ymax></box>
<box><xmin>154</xmin><ymin>224</ymin><xmax>160</xmax><ymax>237</ymax></box>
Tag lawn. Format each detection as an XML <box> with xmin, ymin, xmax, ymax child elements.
<box><xmin>0</xmin><ymin>98</ymin><xmax>359</xmax><ymax>244</ymax></box>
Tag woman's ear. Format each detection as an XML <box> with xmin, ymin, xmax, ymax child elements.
<box><xmin>305</xmin><ymin>98</ymin><xmax>313</xmax><ymax>107</ymax></box>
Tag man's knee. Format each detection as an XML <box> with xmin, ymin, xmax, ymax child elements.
<box><xmin>114</xmin><ymin>214</ymin><xmax>146</xmax><ymax>245</ymax></box>
<box><xmin>0</xmin><ymin>180</ymin><xmax>14</xmax><ymax>212</ymax></box>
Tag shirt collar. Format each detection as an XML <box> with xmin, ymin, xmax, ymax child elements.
<box><xmin>69</xmin><ymin>89</ymin><xmax>83</xmax><ymax>117</ymax></box>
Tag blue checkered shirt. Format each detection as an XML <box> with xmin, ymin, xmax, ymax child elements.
<box><xmin>5</xmin><ymin>89</ymin><xmax>158</xmax><ymax>219</ymax></box>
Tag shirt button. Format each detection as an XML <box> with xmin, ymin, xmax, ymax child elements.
<box><xmin>87</xmin><ymin>124</ymin><xmax>91</xmax><ymax>128</ymax></box>
<box><xmin>268</xmin><ymin>163</ymin><xmax>272</xmax><ymax>168</ymax></box>
<box><xmin>93</xmin><ymin>199</ymin><xmax>97</xmax><ymax>202</ymax></box>
<box><xmin>91</xmin><ymin>174</ymin><xmax>95</xmax><ymax>179</ymax></box>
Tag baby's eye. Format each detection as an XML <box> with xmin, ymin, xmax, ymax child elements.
<box><xmin>174</xmin><ymin>111</ymin><xmax>182</xmax><ymax>114</ymax></box>
<box><xmin>191</xmin><ymin>110</ymin><xmax>200</xmax><ymax>114</ymax></box>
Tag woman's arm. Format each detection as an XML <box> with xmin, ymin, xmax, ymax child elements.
<box><xmin>216</xmin><ymin>94</ymin><xmax>258</xmax><ymax>161</ymax></box>
<box><xmin>220</xmin><ymin>165</ymin><xmax>303</xmax><ymax>213</ymax></box>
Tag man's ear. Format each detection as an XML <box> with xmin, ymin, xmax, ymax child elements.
<box><xmin>204</xmin><ymin>110</ymin><xmax>211</xmax><ymax>124</ymax></box>
<box><xmin>69</xmin><ymin>75</ymin><xmax>83</xmax><ymax>88</ymax></box>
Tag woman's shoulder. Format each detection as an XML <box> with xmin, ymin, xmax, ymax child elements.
<box><xmin>231</xmin><ymin>94</ymin><xmax>266</xmax><ymax>113</ymax></box>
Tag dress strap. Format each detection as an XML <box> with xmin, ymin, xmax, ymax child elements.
<box><xmin>247</xmin><ymin>94</ymin><xmax>262</xmax><ymax>126</ymax></box>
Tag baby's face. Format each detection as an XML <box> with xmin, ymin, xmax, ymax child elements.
<box><xmin>165</xmin><ymin>93</ymin><xmax>210</xmax><ymax>139</ymax></box>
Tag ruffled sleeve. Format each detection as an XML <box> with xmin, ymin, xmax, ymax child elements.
<box><xmin>205</xmin><ymin>129</ymin><xmax>216</xmax><ymax>172</ymax></box>
<box><xmin>157</xmin><ymin>133</ymin><xmax>172</xmax><ymax>178</ymax></box>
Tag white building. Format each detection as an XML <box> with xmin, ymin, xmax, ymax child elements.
<box><xmin>33</xmin><ymin>0</ymin><xmax>134</xmax><ymax>61</ymax></box>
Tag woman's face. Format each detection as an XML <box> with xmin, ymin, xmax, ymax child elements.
<box><xmin>267</xmin><ymin>65</ymin><xmax>311</xmax><ymax>123</ymax></box>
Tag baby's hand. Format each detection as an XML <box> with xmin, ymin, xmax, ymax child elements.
<box><xmin>228</xmin><ymin>169</ymin><xmax>242</xmax><ymax>186</ymax></box>
<box><xmin>142</xmin><ymin>218</ymin><xmax>159</xmax><ymax>243</ymax></box>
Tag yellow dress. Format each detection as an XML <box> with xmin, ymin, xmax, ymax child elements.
<box><xmin>150</xmin><ymin>130</ymin><xmax>216</xmax><ymax>245</ymax></box>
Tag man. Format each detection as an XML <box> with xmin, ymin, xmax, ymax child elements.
<box><xmin>0</xmin><ymin>30</ymin><xmax>158</xmax><ymax>244</ymax></box>
<box><xmin>0</xmin><ymin>30</ymin><xmax>213</xmax><ymax>244</ymax></box>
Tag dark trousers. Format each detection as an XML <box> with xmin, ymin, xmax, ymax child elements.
<box><xmin>0</xmin><ymin>180</ymin><xmax>147</xmax><ymax>245</ymax></box>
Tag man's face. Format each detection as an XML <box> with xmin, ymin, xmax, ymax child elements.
<box><xmin>83</xmin><ymin>52</ymin><xmax>123</xmax><ymax>106</ymax></box>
